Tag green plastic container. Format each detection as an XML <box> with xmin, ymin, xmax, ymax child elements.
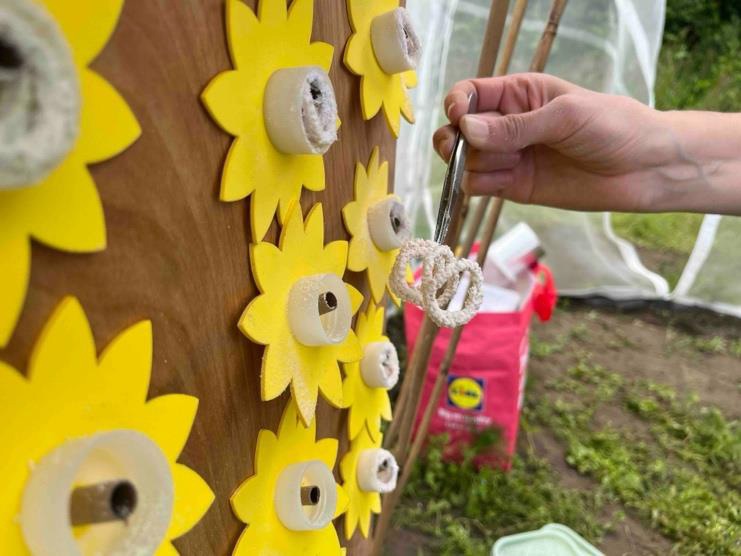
<box><xmin>492</xmin><ymin>524</ymin><xmax>604</xmax><ymax>556</ymax></box>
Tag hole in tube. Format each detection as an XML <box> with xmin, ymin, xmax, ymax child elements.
<box><xmin>110</xmin><ymin>481</ymin><xmax>138</xmax><ymax>522</ymax></box>
<box><xmin>0</xmin><ymin>37</ymin><xmax>22</xmax><ymax>70</ymax></box>
<box><xmin>377</xmin><ymin>458</ymin><xmax>394</xmax><ymax>483</ymax></box>
<box><xmin>318</xmin><ymin>291</ymin><xmax>338</xmax><ymax>314</ymax></box>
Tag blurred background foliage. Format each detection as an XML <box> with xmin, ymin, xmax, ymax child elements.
<box><xmin>612</xmin><ymin>0</ymin><xmax>741</xmax><ymax>287</ymax></box>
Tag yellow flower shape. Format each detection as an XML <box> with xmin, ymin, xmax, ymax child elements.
<box><xmin>231</xmin><ymin>401</ymin><xmax>348</xmax><ymax>555</ymax></box>
<box><xmin>0</xmin><ymin>0</ymin><xmax>141</xmax><ymax>347</ymax></box>
<box><xmin>239</xmin><ymin>203</ymin><xmax>363</xmax><ymax>425</ymax></box>
<box><xmin>339</xmin><ymin>428</ymin><xmax>383</xmax><ymax>540</ymax></box>
<box><xmin>344</xmin><ymin>0</ymin><xmax>417</xmax><ymax>137</ymax></box>
<box><xmin>0</xmin><ymin>297</ymin><xmax>213</xmax><ymax>555</ymax></box>
<box><xmin>201</xmin><ymin>0</ymin><xmax>334</xmax><ymax>240</ymax></box>
<box><xmin>342</xmin><ymin>147</ymin><xmax>401</xmax><ymax>305</ymax></box>
<box><xmin>342</xmin><ymin>303</ymin><xmax>393</xmax><ymax>442</ymax></box>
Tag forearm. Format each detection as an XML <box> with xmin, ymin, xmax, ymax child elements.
<box><xmin>649</xmin><ymin>110</ymin><xmax>741</xmax><ymax>214</ymax></box>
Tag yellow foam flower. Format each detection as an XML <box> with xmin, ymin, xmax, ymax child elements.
<box><xmin>342</xmin><ymin>303</ymin><xmax>393</xmax><ymax>442</ymax></box>
<box><xmin>344</xmin><ymin>0</ymin><xmax>417</xmax><ymax>137</ymax></box>
<box><xmin>201</xmin><ymin>0</ymin><xmax>334</xmax><ymax>240</ymax></box>
<box><xmin>0</xmin><ymin>297</ymin><xmax>214</xmax><ymax>555</ymax></box>
<box><xmin>0</xmin><ymin>0</ymin><xmax>141</xmax><ymax>347</ymax></box>
<box><xmin>339</xmin><ymin>427</ymin><xmax>384</xmax><ymax>539</ymax></box>
<box><xmin>342</xmin><ymin>146</ymin><xmax>401</xmax><ymax>305</ymax></box>
<box><xmin>231</xmin><ymin>401</ymin><xmax>348</xmax><ymax>555</ymax></box>
<box><xmin>239</xmin><ymin>203</ymin><xmax>363</xmax><ymax>425</ymax></box>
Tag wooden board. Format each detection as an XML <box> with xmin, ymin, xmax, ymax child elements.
<box><xmin>0</xmin><ymin>0</ymin><xmax>396</xmax><ymax>553</ymax></box>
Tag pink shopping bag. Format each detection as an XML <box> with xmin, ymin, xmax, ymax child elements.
<box><xmin>407</xmin><ymin>264</ymin><xmax>556</xmax><ymax>469</ymax></box>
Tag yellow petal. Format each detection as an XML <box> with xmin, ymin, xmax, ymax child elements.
<box><xmin>337</xmin><ymin>330</ymin><xmax>363</xmax><ymax>363</ymax></box>
<box><xmin>318</xmin><ymin>361</ymin><xmax>344</xmax><ymax>408</ymax></box>
<box><xmin>0</xmin><ymin>361</ymin><xmax>28</xmax><ymax>403</ymax></box>
<box><xmin>347</xmin><ymin>284</ymin><xmax>364</xmax><ymax>314</ymax></box>
<box><xmin>308</xmin><ymin>41</ymin><xmax>334</xmax><ymax>72</ymax></box>
<box><xmin>261</xmin><ymin>344</ymin><xmax>293</xmax><ymax>400</ymax></box>
<box><xmin>368</xmin><ymin>259</ymin><xmax>387</xmax><ymax>304</ymax></box>
<box><xmin>23</xmin><ymin>157</ymin><xmax>106</xmax><ymax>252</ymax></box>
<box><xmin>344</xmin><ymin>502</ymin><xmax>358</xmax><ymax>540</ymax></box>
<box><xmin>250</xmin><ymin>242</ymin><xmax>283</xmax><ymax>293</ymax></box>
<box><xmin>98</xmin><ymin>320</ymin><xmax>153</xmax><ymax>404</ymax></box>
<box><xmin>277</xmin><ymin>195</ymin><xmax>299</xmax><ymax>226</ymax></box>
<box><xmin>304</xmin><ymin>203</ymin><xmax>326</xmax><ymax>249</ymax></box>
<box><xmin>154</xmin><ymin>541</ymin><xmax>180</xmax><ymax>556</ymax></box>
<box><xmin>249</xmin><ymin>180</ymin><xmax>281</xmax><ymax>240</ymax></box>
<box><xmin>43</xmin><ymin>0</ymin><xmax>125</xmax><ymax>65</ymax></box>
<box><xmin>348</xmin><ymin>399</ymin><xmax>365</xmax><ymax>441</ymax></box>
<box><xmin>291</xmin><ymin>370</ymin><xmax>320</xmax><ymax>426</ymax></box>
<box><xmin>359</xmin><ymin>507</ymin><xmax>371</xmax><ymax>537</ymax></box>
<box><xmin>335</xmin><ymin>483</ymin><xmax>349</xmax><ymax>517</ymax></box>
<box><xmin>28</xmin><ymin>297</ymin><xmax>98</xmax><ymax>390</ymax></box>
<box><xmin>230</xmin><ymin>473</ymin><xmax>260</xmax><ymax>524</ymax></box>
<box><xmin>383</xmin><ymin>99</ymin><xmax>402</xmax><ymax>138</ymax></box>
<box><xmin>201</xmin><ymin>71</ymin><xmax>256</xmax><ymax>137</ymax></box>
<box><xmin>166</xmin><ymin>463</ymin><xmax>215</xmax><ymax>539</ymax></box>
<box><xmin>77</xmin><ymin>69</ymin><xmax>141</xmax><ymax>163</ymax></box>
<box><xmin>286</xmin><ymin>0</ymin><xmax>314</xmax><ymax>44</ymax></box>
<box><xmin>140</xmin><ymin>395</ymin><xmax>198</xmax><ymax>460</ymax></box>
<box><xmin>239</xmin><ymin>294</ymin><xmax>280</xmax><ymax>345</ymax></box>
<box><xmin>324</xmin><ymin>240</ymin><xmax>349</xmax><ymax>277</ymax></box>
<box><xmin>226</xmin><ymin>0</ymin><xmax>260</xmax><ymax>68</ymax></box>
<box><xmin>0</xmin><ymin>235</ymin><xmax>30</xmax><ymax>346</ymax></box>
<box><xmin>370</xmin><ymin>492</ymin><xmax>382</xmax><ymax>513</ymax></box>
<box><xmin>258</xmin><ymin>0</ymin><xmax>287</xmax><ymax>23</ymax></box>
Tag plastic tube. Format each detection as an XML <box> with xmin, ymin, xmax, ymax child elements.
<box><xmin>274</xmin><ymin>460</ymin><xmax>337</xmax><ymax>531</ymax></box>
<box><xmin>288</xmin><ymin>273</ymin><xmax>352</xmax><ymax>346</ymax></box>
<box><xmin>0</xmin><ymin>0</ymin><xmax>80</xmax><ymax>189</ymax></box>
<box><xmin>20</xmin><ymin>430</ymin><xmax>173</xmax><ymax>556</ymax></box>
<box><xmin>264</xmin><ymin>66</ymin><xmax>338</xmax><ymax>155</ymax></box>
<box><xmin>356</xmin><ymin>449</ymin><xmax>398</xmax><ymax>493</ymax></box>
<box><xmin>367</xmin><ymin>197</ymin><xmax>411</xmax><ymax>251</ymax></box>
<box><xmin>370</xmin><ymin>8</ymin><xmax>421</xmax><ymax>74</ymax></box>
<box><xmin>360</xmin><ymin>341</ymin><xmax>400</xmax><ymax>389</ymax></box>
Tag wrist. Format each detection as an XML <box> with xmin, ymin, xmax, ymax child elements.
<box><xmin>648</xmin><ymin>110</ymin><xmax>741</xmax><ymax>213</ymax></box>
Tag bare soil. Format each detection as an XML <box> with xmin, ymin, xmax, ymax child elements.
<box><xmin>386</xmin><ymin>301</ymin><xmax>741</xmax><ymax>555</ymax></box>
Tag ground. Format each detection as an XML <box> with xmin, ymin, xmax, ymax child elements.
<box><xmin>385</xmin><ymin>301</ymin><xmax>740</xmax><ymax>555</ymax></box>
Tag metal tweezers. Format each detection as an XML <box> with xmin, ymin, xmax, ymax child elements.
<box><xmin>433</xmin><ymin>89</ymin><xmax>479</xmax><ymax>244</ymax></box>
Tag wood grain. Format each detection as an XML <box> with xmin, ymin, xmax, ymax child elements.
<box><xmin>0</xmin><ymin>0</ymin><xmax>395</xmax><ymax>553</ymax></box>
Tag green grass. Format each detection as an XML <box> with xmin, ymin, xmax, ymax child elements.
<box><xmin>529</xmin><ymin>360</ymin><xmax>740</xmax><ymax>555</ymax></box>
<box><xmin>396</xmin><ymin>353</ymin><xmax>740</xmax><ymax>555</ymax></box>
<box><xmin>397</xmin><ymin>431</ymin><xmax>615</xmax><ymax>556</ymax></box>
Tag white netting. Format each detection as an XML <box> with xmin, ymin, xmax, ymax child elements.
<box><xmin>397</xmin><ymin>0</ymin><xmax>741</xmax><ymax>317</ymax></box>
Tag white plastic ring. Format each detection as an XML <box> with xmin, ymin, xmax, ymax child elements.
<box><xmin>0</xmin><ymin>0</ymin><xmax>80</xmax><ymax>189</ymax></box>
<box><xmin>274</xmin><ymin>460</ymin><xmax>337</xmax><ymax>531</ymax></box>
<box><xmin>370</xmin><ymin>8</ymin><xmax>421</xmax><ymax>74</ymax></box>
<box><xmin>367</xmin><ymin>197</ymin><xmax>411</xmax><ymax>251</ymax></box>
<box><xmin>360</xmin><ymin>341</ymin><xmax>400</xmax><ymax>390</ymax></box>
<box><xmin>264</xmin><ymin>66</ymin><xmax>338</xmax><ymax>155</ymax></box>
<box><xmin>287</xmin><ymin>273</ymin><xmax>352</xmax><ymax>346</ymax></box>
<box><xmin>356</xmin><ymin>448</ymin><xmax>398</xmax><ymax>493</ymax></box>
<box><xmin>20</xmin><ymin>430</ymin><xmax>174</xmax><ymax>556</ymax></box>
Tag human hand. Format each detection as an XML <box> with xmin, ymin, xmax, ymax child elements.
<box><xmin>434</xmin><ymin>73</ymin><xmax>679</xmax><ymax>212</ymax></box>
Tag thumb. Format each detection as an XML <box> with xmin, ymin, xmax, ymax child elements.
<box><xmin>459</xmin><ymin>96</ymin><xmax>578</xmax><ymax>153</ymax></box>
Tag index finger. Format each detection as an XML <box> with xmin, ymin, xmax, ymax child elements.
<box><xmin>443</xmin><ymin>73</ymin><xmax>577</xmax><ymax>124</ymax></box>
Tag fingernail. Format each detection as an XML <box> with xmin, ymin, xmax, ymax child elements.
<box><xmin>446</xmin><ymin>92</ymin><xmax>467</xmax><ymax>119</ymax></box>
<box><xmin>460</xmin><ymin>116</ymin><xmax>488</xmax><ymax>143</ymax></box>
<box><xmin>436</xmin><ymin>137</ymin><xmax>453</xmax><ymax>159</ymax></box>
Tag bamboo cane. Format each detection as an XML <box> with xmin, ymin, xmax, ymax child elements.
<box><xmin>384</xmin><ymin>0</ymin><xmax>513</xmax><ymax>452</ymax></box>
<box><xmin>372</xmin><ymin>1</ymin><xmax>569</xmax><ymax>552</ymax></box>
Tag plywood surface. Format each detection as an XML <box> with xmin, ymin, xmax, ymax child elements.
<box><xmin>0</xmin><ymin>0</ymin><xmax>396</xmax><ymax>553</ymax></box>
